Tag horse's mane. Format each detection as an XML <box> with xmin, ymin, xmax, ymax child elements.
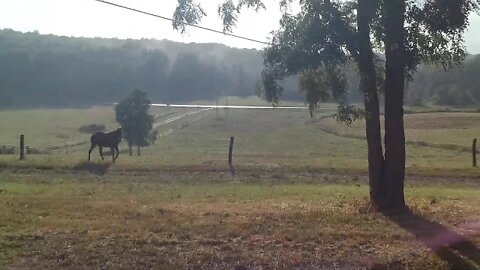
<box><xmin>107</xmin><ymin>128</ymin><xmax>122</xmax><ymax>137</ymax></box>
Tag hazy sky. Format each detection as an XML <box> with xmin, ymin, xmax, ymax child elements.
<box><xmin>0</xmin><ymin>0</ymin><xmax>479</xmax><ymax>53</ymax></box>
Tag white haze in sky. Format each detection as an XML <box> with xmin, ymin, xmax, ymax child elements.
<box><xmin>0</xmin><ymin>0</ymin><xmax>479</xmax><ymax>53</ymax></box>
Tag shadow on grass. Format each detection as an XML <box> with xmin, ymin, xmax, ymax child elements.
<box><xmin>387</xmin><ymin>209</ymin><xmax>480</xmax><ymax>270</ymax></box>
<box><xmin>73</xmin><ymin>161</ymin><xmax>111</xmax><ymax>175</ymax></box>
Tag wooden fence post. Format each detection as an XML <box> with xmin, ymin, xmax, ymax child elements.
<box><xmin>228</xmin><ymin>136</ymin><xmax>234</xmax><ymax>165</ymax></box>
<box><xmin>19</xmin><ymin>135</ymin><xmax>25</xmax><ymax>160</ymax></box>
<box><xmin>473</xmin><ymin>138</ymin><xmax>477</xmax><ymax>167</ymax></box>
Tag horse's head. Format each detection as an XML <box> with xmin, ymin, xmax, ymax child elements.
<box><xmin>116</xmin><ymin>127</ymin><xmax>122</xmax><ymax>142</ymax></box>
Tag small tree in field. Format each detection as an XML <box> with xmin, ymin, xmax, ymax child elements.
<box><xmin>115</xmin><ymin>89</ymin><xmax>156</xmax><ymax>156</ymax></box>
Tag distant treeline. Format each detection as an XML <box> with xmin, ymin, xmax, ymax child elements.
<box><xmin>405</xmin><ymin>55</ymin><xmax>480</xmax><ymax>106</ymax></box>
<box><xmin>0</xmin><ymin>29</ymin><xmax>300</xmax><ymax>108</ymax></box>
<box><xmin>0</xmin><ymin>29</ymin><xmax>478</xmax><ymax>108</ymax></box>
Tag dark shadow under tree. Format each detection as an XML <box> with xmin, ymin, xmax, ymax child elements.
<box><xmin>387</xmin><ymin>209</ymin><xmax>480</xmax><ymax>270</ymax></box>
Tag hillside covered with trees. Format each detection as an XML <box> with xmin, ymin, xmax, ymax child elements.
<box><xmin>405</xmin><ymin>55</ymin><xmax>480</xmax><ymax>106</ymax></box>
<box><xmin>0</xmin><ymin>29</ymin><xmax>272</xmax><ymax>107</ymax></box>
<box><xmin>0</xmin><ymin>29</ymin><xmax>478</xmax><ymax>108</ymax></box>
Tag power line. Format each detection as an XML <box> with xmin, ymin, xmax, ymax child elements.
<box><xmin>93</xmin><ymin>0</ymin><xmax>272</xmax><ymax>46</ymax></box>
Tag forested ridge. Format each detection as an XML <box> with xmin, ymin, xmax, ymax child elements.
<box><xmin>0</xmin><ymin>29</ymin><xmax>478</xmax><ymax>108</ymax></box>
<box><xmin>0</xmin><ymin>29</ymin><xmax>270</xmax><ymax>107</ymax></box>
<box><xmin>406</xmin><ymin>55</ymin><xmax>480</xmax><ymax>106</ymax></box>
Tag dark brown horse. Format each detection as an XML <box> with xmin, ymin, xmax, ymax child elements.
<box><xmin>88</xmin><ymin>128</ymin><xmax>122</xmax><ymax>162</ymax></box>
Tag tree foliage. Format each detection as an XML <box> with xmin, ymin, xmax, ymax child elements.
<box><xmin>115</xmin><ymin>89</ymin><xmax>155</xmax><ymax>154</ymax></box>
<box><xmin>250</xmin><ymin>0</ymin><xmax>477</xmax><ymax>112</ymax></box>
<box><xmin>173</xmin><ymin>0</ymin><xmax>207</xmax><ymax>33</ymax></box>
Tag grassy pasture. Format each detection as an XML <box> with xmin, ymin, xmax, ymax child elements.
<box><xmin>318</xmin><ymin>112</ymin><xmax>480</xmax><ymax>149</ymax></box>
<box><xmin>1</xmin><ymin>106</ymin><xmax>479</xmax><ymax>174</ymax></box>
<box><xmin>0</xmin><ymin>106</ymin><xmax>200</xmax><ymax>151</ymax></box>
<box><xmin>0</xmin><ymin>104</ymin><xmax>480</xmax><ymax>269</ymax></box>
<box><xmin>0</xmin><ymin>107</ymin><xmax>117</xmax><ymax>148</ymax></box>
<box><xmin>1</xmin><ymin>169</ymin><xmax>480</xmax><ymax>269</ymax></box>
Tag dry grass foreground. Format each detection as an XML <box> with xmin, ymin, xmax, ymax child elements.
<box><xmin>1</xmin><ymin>166</ymin><xmax>480</xmax><ymax>270</ymax></box>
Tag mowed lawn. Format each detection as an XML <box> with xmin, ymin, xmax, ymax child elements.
<box><xmin>0</xmin><ymin>105</ymin><xmax>480</xmax><ymax>269</ymax></box>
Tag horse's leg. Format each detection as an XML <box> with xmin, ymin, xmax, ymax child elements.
<box><xmin>114</xmin><ymin>146</ymin><xmax>120</xmax><ymax>161</ymax></box>
<box><xmin>99</xmin><ymin>146</ymin><xmax>104</xmax><ymax>160</ymax></box>
<box><xmin>88</xmin><ymin>144</ymin><xmax>96</xmax><ymax>161</ymax></box>
<box><xmin>110</xmin><ymin>147</ymin><xmax>115</xmax><ymax>162</ymax></box>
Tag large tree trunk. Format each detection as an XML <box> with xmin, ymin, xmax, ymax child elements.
<box><xmin>137</xmin><ymin>146</ymin><xmax>141</xmax><ymax>156</ymax></box>
<box><xmin>129</xmin><ymin>145</ymin><xmax>133</xmax><ymax>156</ymax></box>
<box><xmin>382</xmin><ymin>0</ymin><xmax>407</xmax><ymax>210</ymax></box>
<box><xmin>357</xmin><ymin>0</ymin><xmax>385</xmax><ymax>207</ymax></box>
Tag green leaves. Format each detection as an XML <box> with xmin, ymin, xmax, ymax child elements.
<box><xmin>334</xmin><ymin>103</ymin><xmax>365</xmax><ymax>126</ymax></box>
<box><xmin>218</xmin><ymin>0</ymin><xmax>266</xmax><ymax>33</ymax></box>
<box><xmin>218</xmin><ymin>0</ymin><xmax>238</xmax><ymax>33</ymax></box>
<box><xmin>115</xmin><ymin>89</ymin><xmax>155</xmax><ymax>148</ymax></box>
<box><xmin>173</xmin><ymin>0</ymin><xmax>207</xmax><ymax>33</ymax></box>
<box><xmin>258</xmin><ymin>1</ymin><xmax>353</xmax><ymax>114</ymax></box>
<box><xmin>173</xmin><ymin>0</ymin><xmax>266</xmax><ymax>34</ymax></box>
<box><xmin>405</xmin><ymin>0</ymin><xmax>480</xmax><ymax>71</ymax></box>
<box><xmin>299</xmin><ymin>66</ymin><xmax>348</xmax><ymax>115</ymax></box>
<box><xmin>255</xmin><ymin>68</ymin><xmax>284</xmax><ymax>105</ymax></box>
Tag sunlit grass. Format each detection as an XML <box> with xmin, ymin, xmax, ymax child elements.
<box><xmin>318</xmin><ymin>112</ymin><xmax>480</xmax><ymax>148</ymax></box>
<box><xmin>1</xmin><ymin>105</ymin><xmax>480</xmax><ymax>268</ymax></box>
<box><xmin>0</xmin><ymin>107</ymin><xmax>117</xmax><ymax>148</ymax></box>
<box><xmin>1</xmin><ymin>169</ymin><xmax>479</xmax><ymax>269</ymax></box>
<box><xmin>0</xmin><ymin>107</ymin><xmax>479</xmax><ymax>176</ymax></box>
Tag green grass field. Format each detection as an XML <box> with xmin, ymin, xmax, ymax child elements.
<box><xmin>1</xmin><ymin>105</ymin><xmax>478</xmax><ymax>173</ymax></box>
<box><xmin>1</xmin><ymin>103</ymin><xmax>480</xmax><ymax>269</ymax></box>
<box><xmin>319</xmin><ymin>112</ymin><xmax>480</xmax><ymax>150</ymax></box>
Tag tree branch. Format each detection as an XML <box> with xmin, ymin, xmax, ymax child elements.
<box><xmin>322</xmin><ymin>0</ymin><xmax>359</xmax><ymax>61</ymax></box>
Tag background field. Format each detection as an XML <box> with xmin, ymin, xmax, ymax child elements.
<box><xmin>0</xmin><ymin>101</ymin><xmax>478</xmax><ymax>174</ymax></box>
<box><xmin>1</xmin><ymin>101</ymin><xmax>480</xmax><ymax>269</ymax></box>
<box><xmin>319</xmin><ymin>112</ymin><xmax>480</xmax><ymax>148</ymax></box>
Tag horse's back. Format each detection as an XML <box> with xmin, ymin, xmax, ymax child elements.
<box><xmin>90</xmin><ymin>132</ymin><xmax>107</xmax><ymax>145</ymax></box>
<box><xmin>91</xmin><ymin>131</ymin><xmax>120</xmax><ymax>147</ymax></box>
